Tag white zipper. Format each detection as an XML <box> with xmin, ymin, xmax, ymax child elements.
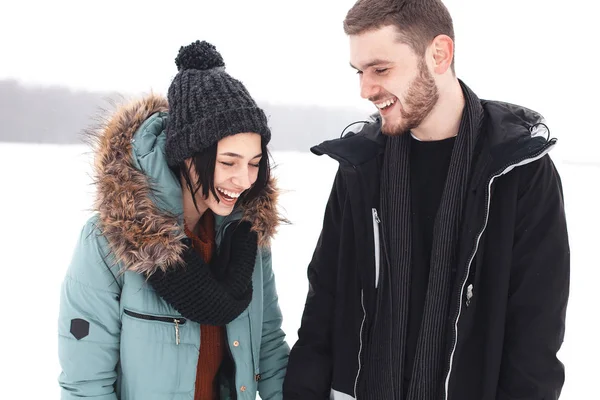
<box><xmin>354</xmin><ymin>289</ymin><xmax>366</xmax><ymax>399</ymax></box>
<box><xmin>372</xmin><ymin>208</ymin><xmax>381</xmax><ymax>288</ymax></box>
<box><xmin>465</xmin><ymin>284</ymin><xmax>474</xmax><ymax>307</ymax></box>
<box><xmin>353</xmin><ymin>210</ymin><xmax>381</xmax><ymax>397</ymax></box>
<box><xmin>443</xmin><ymin>147</ymin><xmax>554</xmax><ymax>399</ymax></box>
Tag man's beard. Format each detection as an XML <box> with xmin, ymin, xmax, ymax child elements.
<box><xmin>381</xmin><ymin>59</ymin><xmax>439</xmax><ymax>136</ymax></box>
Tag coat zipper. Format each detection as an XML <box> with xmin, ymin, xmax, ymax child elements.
<box><xmin>443</xmin><ymin>143</ymin><xmax>555</xmax><ymax>399</ymax></box>
<box><xmin>354</xmin><ymin>208</ymin><xmax>382</xmax><ymax>398</ymax></box>
<box><xmin>354</xmin><ymin>289</ymin><xmax>366</xmax><ymax>399</ymax></box>
<box><xmin>354</xmin><ymin>207</ymin><xmax>393</xmax><ymax>398</ymax></box>
<box><xmin>123</xmin><ymin>309</ymin><xmax>186</xmax><ymax>345</ymax></box>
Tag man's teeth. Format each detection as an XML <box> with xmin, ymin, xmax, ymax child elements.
<box><xmin>375</xmin><ymin>98</ymin><xmax>396</xmax><ymax>109</ymax></box>
<box><xmin>218</xmin><ymin>187</ymin><xmax>241</xmax><ymax>199</ymax></box>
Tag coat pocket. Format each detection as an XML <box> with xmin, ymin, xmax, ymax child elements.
<box><xmin>372</xmin><ymin>208</ymin><xmax>381</xmax><ymax>288</ymax></box>
<box><xmin>120</xmin><ymin>308</ymin><xmax>196</xmax><ymax>394</ymax></box>
<box><xmin>123</xmin><ymin>309</ymin><xmax>186</xmax><ymax>345</ymax></box>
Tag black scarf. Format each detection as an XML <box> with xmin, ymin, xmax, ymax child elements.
<box><xmin>148</xmin><ymin>220</ymin><xmax>257</xmax><ymax>326</ymax></box>
<box><xmin>361</xmin><ymin>82</ymin><xmax>484</xmax><ymax>399</ymax></box>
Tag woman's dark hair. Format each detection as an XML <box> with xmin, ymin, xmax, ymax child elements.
<box><xmin>176</xmin><ymin>139</ymin><xmax>271</xmax><ymax>212</ymax></box>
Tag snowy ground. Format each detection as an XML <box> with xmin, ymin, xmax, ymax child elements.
<box><xmin>0</xmin><ymin>143</ymin><xmax>597</xmax><ymax>399</ymax></box>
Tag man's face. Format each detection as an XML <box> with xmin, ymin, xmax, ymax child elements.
<box><xmin>349</xmin><ymin>25</ymin><xmax>439</xmax><ymax>136</ymax></box>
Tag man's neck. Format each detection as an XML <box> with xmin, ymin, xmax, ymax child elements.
<box><xmin>411</xmin><ymin>79</ymin><xmax>465</xmax><ymax>142</ymax></box>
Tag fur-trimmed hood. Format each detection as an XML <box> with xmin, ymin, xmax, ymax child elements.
<box><xmin>87</xmin><ymin>94</ymin><xmax>282</xmax><ymax>276</ymax></box>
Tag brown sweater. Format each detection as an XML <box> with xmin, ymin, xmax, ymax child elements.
<box><xmin>185</xmin><ymin>212</ymin><xmax>226</xmax><ymax>400</ymax></box>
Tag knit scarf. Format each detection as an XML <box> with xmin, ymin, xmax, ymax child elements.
<box><xmin>148</xmin><ymin>220</ymin><xmax>257</xmax><ymax>326</ymax></box>
<box><xmin>361</xmin><ymin>82</ymin><xmax>483</xmax><ymax>400</ymax></box>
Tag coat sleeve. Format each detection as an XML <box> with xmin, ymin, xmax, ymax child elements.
<box><xmin>257</xmin><ymin>247</ymin><xmax>290</xmax><ymax>400</ymax></box>
<box><xmin>497</xmin><ymin>155</ymin><xmax>570</xmax><ymax>400</ymax></box>
<box><xmin>58</xmin><ymin>218</ymin><xmax>122</xmax><ymax>399</ymax></box>
<box><xmin>283</xmin><ymin>170</ymin><xmax>347</xmax><ymax>399</ymax></box>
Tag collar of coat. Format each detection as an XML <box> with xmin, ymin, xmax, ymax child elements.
<box><xmin>86</xmin><ymin>94</ymin><xmax>283</xmax><ymax>276</ymax></box>
<box><xmin>311</xmin><ymin>97</ymin><xmax>555</xmax><ymax>174</ymax></box>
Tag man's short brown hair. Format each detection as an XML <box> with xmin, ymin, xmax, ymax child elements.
<box><xmin>344</xmin><ymin>0</ymin><xmax>455</xmax><ymax>70</ymax></box>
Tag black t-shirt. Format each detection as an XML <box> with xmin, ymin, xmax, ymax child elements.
<box><xmin>403</xmin><ymin>134</ymin><xmax>456</xmax><ymax>393</ymax></box>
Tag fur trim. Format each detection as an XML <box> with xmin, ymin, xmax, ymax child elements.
<box><xmin>242</xmin><ymin>176</ymin><xmax>284</xmax><ymax>247</ymax></box>
<box><xmin>86</xmin><ymin>94</ymin><xmax>282</xmax><ymax>276</ymax></box>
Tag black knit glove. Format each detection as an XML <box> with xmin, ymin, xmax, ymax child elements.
<box><xmin>211</xmin><ymin>220</ymin><xmax>258</xmax><ymax>284</ymax></box>
<box><xmin>148</xmin><ymin>221</ymin><xmax>258</xmax><ymax>325</ymax></box>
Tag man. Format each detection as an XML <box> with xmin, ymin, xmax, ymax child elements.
<box><xmin>283</xmin><ymin>1</ymin><xmax>570</xmax><ymax>399</ymax></box>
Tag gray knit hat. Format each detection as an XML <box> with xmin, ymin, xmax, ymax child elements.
<box><xmin>165</xmin><ymin>40</ymin><xmax>271</xmax><ymax>166</ymax></box>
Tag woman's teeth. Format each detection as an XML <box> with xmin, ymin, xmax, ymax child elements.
<box><xmin>217</xmin><ymin>187</ymin><xmax>241</xmax><ymax>199</ymax></box>
<box><xmin>375</xmin><ymin>97</ymin><xmax>397</xmax><ymax>109</ymax></box>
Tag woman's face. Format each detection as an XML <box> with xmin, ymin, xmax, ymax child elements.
<box><xmin>189</xmin><ymin>132</ymin><xmax>263</xmax><ymax>217</ymax></box>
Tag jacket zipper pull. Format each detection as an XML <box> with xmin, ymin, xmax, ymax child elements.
<box><xmin>466</xmin><ymin>284</ymin><xmax>474</xmax><ymax>307</ymax></box>
<box><xmin>373</xmin><ymin>208</ymin><xmax>381</xmax><ymax>224</ymax></box>
<box><xmin>174</xmin><ymin>319</ymin><xmax>180</xmax><ymax>345</ymax></box>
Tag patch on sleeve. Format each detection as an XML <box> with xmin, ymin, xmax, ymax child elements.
<box><xmin>70</xmin><ymin>318</ymin><xmax>90</xmax><ymax>340</ymax></box>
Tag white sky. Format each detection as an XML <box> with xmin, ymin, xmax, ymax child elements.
<box><xmin>1</xmin><ymin>0</ymin><xmax>598</xmax><ymax>158</ymax></box>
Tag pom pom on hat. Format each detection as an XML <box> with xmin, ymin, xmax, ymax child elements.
<box><xmin>175</xmin><ymin>40</ymin><xmax>225</xmax><ymax>72</ymax></box>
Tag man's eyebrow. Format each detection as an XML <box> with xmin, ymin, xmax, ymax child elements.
<box><xmin>350</xmin><ymin>59</ymin><xmax>391</xmax><ymax>70</ymax></box>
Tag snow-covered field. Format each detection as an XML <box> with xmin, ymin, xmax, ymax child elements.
<box><xmin>0</xmin><ymin>143</ymin><xmax>597</xmax><ymax>398</ymax></box>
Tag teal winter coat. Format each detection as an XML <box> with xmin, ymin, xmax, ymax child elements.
<box><xmin>58</xmin><ymin>95</ymin><xmax>289</xmax><ymax>400</ymax></box>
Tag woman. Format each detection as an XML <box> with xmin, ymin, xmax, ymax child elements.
<box><xmin>58</xmin><ymin>41</ymin><xmax>289</xmax><ymax>400</ymax></box>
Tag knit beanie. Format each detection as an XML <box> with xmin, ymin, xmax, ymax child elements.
<box><xmin>165</xmin><ymin>40</ymin><xmax>271</xmax><ymax>166</ymax></box>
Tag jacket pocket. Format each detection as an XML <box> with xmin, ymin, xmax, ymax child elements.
<box><xmin>120</xmin><ymin>308</ymin><xmax>196</xmax><ymax>394</ymax></box>
<box><xmin>372</xmin><ymin>208</ymin><xmax>381</xmax><ymax>288</ymax></box>
<box><xmin>123</xmin><ymin>309</ymin><xmax>186</xmax><ymax>345</ymax></box>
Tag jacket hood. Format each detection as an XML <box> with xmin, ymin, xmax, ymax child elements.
<box><xmin>86</xmin><ymin>94</ymin><xmax>283</xmax><ymax>276</ymax></box>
